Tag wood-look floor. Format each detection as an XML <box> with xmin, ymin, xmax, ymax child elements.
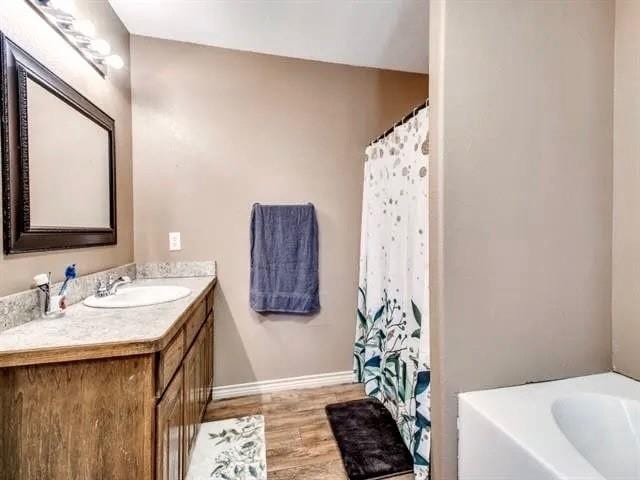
<box><xmin>204</xmin><ymin>383</ymin><xmax>414</xmax><ymax>480</ymax></box>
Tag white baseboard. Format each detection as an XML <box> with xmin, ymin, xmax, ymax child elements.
<box><xmin>212</xmin><ymin>370</ymin><xmax>355</xmax><ymax>400</ymax></box>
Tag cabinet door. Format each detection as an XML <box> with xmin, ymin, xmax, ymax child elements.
<box><xmin>198</xmin><ymin>331</ymin><xmax>205</xmax><ymax>416</ymax></box>
<box><xmin>156</xmin><ymin>368</ymin><xmax>184</xmax><ymax>480</ymax></box>
<box><xmin>183</xmin><ymin>340</ymin><xmax>199</xmax><ymax>458</ymax></box>
<box><xmin>198</xmin><ymin>330</ymin><xmax>207</xmax><ymax>415</ymax></box>
<box><xmin>206</xmin><ymin>314</ymin><xmax>214</xmax><ymax>396</ymax></box>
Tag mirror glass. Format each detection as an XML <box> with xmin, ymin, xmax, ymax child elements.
<box><xmin>26</xmin><ymin>78</ymin><xmax>111</xmax><ymax>229</ymax></box>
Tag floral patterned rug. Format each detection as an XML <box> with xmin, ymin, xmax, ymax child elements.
<box><xmin>185</xmin><ymin>415</ymin><xmax>267</xmax><ymax>480</ymax></box>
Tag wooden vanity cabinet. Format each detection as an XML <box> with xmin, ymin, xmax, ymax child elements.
<box><xmin>0</xmin><ymin>282</ymin><xmax>215</xmax><ymax>480</ymax></box>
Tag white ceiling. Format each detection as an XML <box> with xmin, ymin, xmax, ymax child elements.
<box><xmin>108</xmin><ymin>0</ymin><xmax>429</xmax><ymax>74</ymax></box>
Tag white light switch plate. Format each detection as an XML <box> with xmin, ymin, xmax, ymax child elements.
<box><xmin>169</xmin><ymin>232</ymin><xmax>182</xmax><ymax>251</ymax></box>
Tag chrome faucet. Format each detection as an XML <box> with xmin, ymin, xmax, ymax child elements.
<box><xmin>96</xmin><ymin>275</ymin><xmax>132</xmax><ymax>297</ymax></box>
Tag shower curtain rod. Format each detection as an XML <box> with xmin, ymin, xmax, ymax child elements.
<box><xmin>368</xmin><ymin>98</ymin><xmax>429</xmax><ymax>146</ymax></box>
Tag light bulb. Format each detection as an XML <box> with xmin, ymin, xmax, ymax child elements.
<box><xmin>72</xmin><ymin>19</ymin><xmax>96</xmax><ymax>38</ymax></box>
<box><xmin>105</xmin><ymin>55</ymin><xmax>124</xmax><ymax>70</ymax></box>
<box><xmin>90</xmin><ymin>39</ymin><xmax>111</xmax><ymax>56</ymax></box>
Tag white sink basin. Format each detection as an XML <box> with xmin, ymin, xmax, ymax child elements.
<box><xmin>84</xmin><ymin>285</ymin><xmax>192</xmax><ymax>308</ymax></box>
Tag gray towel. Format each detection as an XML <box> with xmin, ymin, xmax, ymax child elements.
<box><xmin>250</xmin><ymin>203</ymin><xmax>320</xmax><ymax>314</ymax></box>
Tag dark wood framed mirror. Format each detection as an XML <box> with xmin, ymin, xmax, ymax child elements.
<box><xmin>1</xmin><ymin>32</ymin><xmax>117</xmax><ymax>254</ymax></box>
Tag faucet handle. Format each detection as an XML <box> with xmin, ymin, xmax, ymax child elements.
<box><xmin>108</xmin><ymin>275</ymin><xmax>133</xmax><ymax>295</ymax></box>
<box><xmin>96</xmin><ymin>279</ymin><xmax>108</xmax><ymax>297</ymax></box>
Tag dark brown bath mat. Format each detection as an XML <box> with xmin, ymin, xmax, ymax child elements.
<box><xmin>325</xmin><ymin>397</ymin><xmax>414</xmax><ymax>480</ymax></box>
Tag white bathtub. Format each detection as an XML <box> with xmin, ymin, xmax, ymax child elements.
<box><xmin>458</xmin><ymin>372</ymin><xmax>640</xmax><ymax>480</ymax></box>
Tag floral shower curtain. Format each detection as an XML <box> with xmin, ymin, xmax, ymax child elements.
<box><xmin>353</xmin><ymin>106</ymin><xmax>430</xmax><ymax>479</ymax></box>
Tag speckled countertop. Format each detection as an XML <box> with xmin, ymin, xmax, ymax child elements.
<box><xmin>0</xmin><ymin>276</ymin><xmax>216</xmax><ymax>368</ymax></box>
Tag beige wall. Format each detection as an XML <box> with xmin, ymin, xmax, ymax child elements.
<box><xmin>429</xmin><ymin>2</ymin><xmax>614</xmax><ymax>479</ymax></box>
<box><xmin>0</xmin><ymin>0</ymin><xmax>133</xmax><ymax>296</ymax></box>
<box><xmin>130</xmin><ymin>35</ymin><xmax>427</xmax><ymax>386</ymax></box>
<box><xmin>612</xmin><ymin>0</ymin><xmax>640</xmax><ymax>379</ymax></box>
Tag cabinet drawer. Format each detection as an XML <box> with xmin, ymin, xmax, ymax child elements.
<box><xmin>184</xmin><ymin>301</ymin><xmax>206</xmax><ymax>350</ymax></box>
<box><xmin>157</xmin><ymin>329</ymin><xmax>184</xmax><ymax>395</ymax></box>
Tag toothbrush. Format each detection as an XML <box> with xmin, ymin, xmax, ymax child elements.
<box><xmin>59</xmin><ymin>264</ymin><xmax>77</xmax><ymax>296</ymax></box>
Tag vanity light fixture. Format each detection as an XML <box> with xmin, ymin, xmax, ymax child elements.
<box><xmin>25</xmin><ymin>0</ymin><xmax>124</xmax><ymax>77</ymax></box>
